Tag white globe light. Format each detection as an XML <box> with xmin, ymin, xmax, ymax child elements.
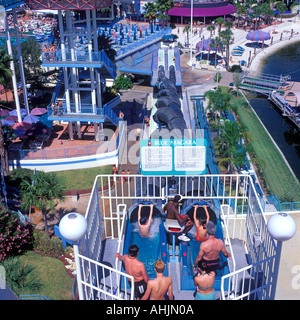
<box><xmin>59</xmin><ymin>212</ymin><xmax>87</xmax><ymax>242</ymax></box>
<box><xmin>267</xmin><ymin>212</ymin><xmax>297</xmax><ymax>242</ymax></box>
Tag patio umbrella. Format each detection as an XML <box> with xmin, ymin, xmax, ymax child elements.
<box><xmin>30</xmin><ymin>107</ymin><xmax>47</xmax><ymax>116</ymax></box>
<box><xmin>1</xmin><ymin>119</ymin><xmax>14</xmax><ymax>126</ymax></box>
<box><xmin>23</xmin><ymin>114</ymin><xmax>40</xmax><ymax>124</ymax></box>
<box><xmin>0</xmin><ymin>109</ymin><xmax>10</xmax><ymax>117</ymax></box>
<box><xmin>13</xmin><ymin>129</ymin><xmax>26</xmax><ymax>137</ymax></box>
<box><xmin>9</xmin><ymin>108</ymin><xmax>27</xmax><ymax>117</ymax></box>
<box><xmin>5</xmin><ymin>115</ymin><xmax>18</xmax><ymax>122</ymax></box>
<box><xmin>12</xmin><ymin>121</ymin><xmax>32</xmax><ymax>131</ymax></box>
<box><xmin>246</xmin><ymin>30</ymin><xmax>270</xmax><ymax>42</ymax></box>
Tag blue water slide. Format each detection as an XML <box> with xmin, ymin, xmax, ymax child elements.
<box><xmin>180</xmin><ymin>204</ymin><xmax>230</xmax><ymax>291</ymax></box>
<box><xmin>120</xmin><ymin>202</ymin><xmax>168</xmax><ymax>291</ymax></box>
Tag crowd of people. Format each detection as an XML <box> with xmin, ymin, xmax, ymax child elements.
<box><xmin>116</xmin><ymin>195</ymin><xmax>231</xmax><ymax>301</ymax></box>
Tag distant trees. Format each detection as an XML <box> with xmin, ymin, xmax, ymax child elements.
<box><xmin>143</xmin><ymin>0</ymin><xmax>174</xmax><ymax>26</ymax></box>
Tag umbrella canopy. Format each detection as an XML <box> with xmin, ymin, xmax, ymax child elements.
<box><xmin>30</xmin><ymin>107</ymin><xmax>47</xmax><ymax>116</ymax></box>
<box><xmin>5</xmin><ymin>115</ymin><xmax>18</xmax><ymax>122</ymax></box>
<box><xmin>12</xmin><ymin>122</ymin><xmax>32</xmax><ymax>131</ymax></box>
<box><xmin>13</xmin><ymin>129</ymin><xmax>26</xmax><ymax>137</ymax></box>
<box><xmin>23</xmin><ymin>114</ymin><xmax>40</xmax><ymax>124</ymax></box>
<box><xmin>246</xmin><ymin>30</ymin><xmax>270</xmax><ymax>42</ymax></box>
<box><xmin>196</xmin><ymin>38</ymin><xmax>222</xmax><ymax>52</ymax></box>
<box><xmin>9</xmin><ymin>108</ymin><xmax>27</xmax><ymax>117</ymax></box>
<box><xmin>1</xmin><ymin>119</ymin><xmax>15</xmax><ymax>126</ymax></box>
<box><xmin>0</xmin><ymin>109</ymin><xmax>10</xmax><ymax>116</ymax></box>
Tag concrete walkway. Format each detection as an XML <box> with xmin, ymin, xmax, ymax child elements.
<box><xmin>173</xmin><ymin>17</ymin><xmax>300</xmax><ymax>74</ymax></box>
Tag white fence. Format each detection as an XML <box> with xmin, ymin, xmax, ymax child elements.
<box><xmin>220</xmin><ymin>178</ymin><xmax>277</xmax><ymax>300</ymax></box>
<box><xmin>76</xmin><ymin>173</ymin><xmax>278</xmax><ymax>300</ymax></box>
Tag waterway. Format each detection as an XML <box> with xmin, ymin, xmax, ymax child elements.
<box><xmin>249</xmin><ymin>41</ymin><xmax>300</xmax><ymax>181</ymax></box>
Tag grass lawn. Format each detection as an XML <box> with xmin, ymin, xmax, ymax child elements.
<box><xmin>20</xmin><ymin>251</ymin><xmax>74</xmax><ymax>300</ymax></box>
<box><xmin>229</xmin><ymin>91</ymin><xmax>300</xmax><ymax>201</ymax></box>
<box><xmin>55</xmin><ymin>165</ymin><xmax>113</xmax><ymax>191</ymax></box>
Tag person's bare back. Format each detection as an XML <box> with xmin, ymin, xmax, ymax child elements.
<box><xmin>200</xmin><ymin>237</ymin><xmax>225</xmax><ymax>261</ymax></box>
<box><xmin>144</xmin><ymin>276</ymin><xmax>173</xmax><ymax>300</ymax></box>
<box><xmin>123</xmin><ymin>255</ymin><xmax>148</xmax><ymax>282</ymax></box>
<box><xmin>141</xmin><ymin>260</ymin><xmax>173</xmax><ymax>300</ymax></box>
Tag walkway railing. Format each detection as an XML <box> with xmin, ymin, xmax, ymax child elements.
<box><xmin>220</xmin><ymin>178</ymin><xmax>277</xmax><ymax>300</ymax></box>
<box><xmin>42</xmin><ymin>49</ymin><xmax>116</xmax><ymax>78</ymax></box>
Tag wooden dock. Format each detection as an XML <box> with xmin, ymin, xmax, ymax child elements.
<box><xmin>268</xmin><ymin>89</ymin><xmax>300</xmax><ymax>131</ymax></box>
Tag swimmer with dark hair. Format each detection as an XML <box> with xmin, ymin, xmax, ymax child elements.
<box><xmin>138</xmin><ymin>204</ymin><xmax>154</xmax><ymax>237</ymax></box>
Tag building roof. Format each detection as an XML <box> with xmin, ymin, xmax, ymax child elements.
<box><xmin>168</xmin><ymin>3</ymin><xmax>236</xmax><ymax>17</ymax></box>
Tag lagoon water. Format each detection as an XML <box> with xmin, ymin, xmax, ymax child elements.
<box><xmin>249</xmin><ymin>41</ymin><xmax>300</xmax><ymax>180</ymax></box>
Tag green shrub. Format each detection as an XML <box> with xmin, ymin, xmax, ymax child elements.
<box><xmin>230</xmin><ymin>64</ymin><xmax>243</xmax><ymax>73</ymax></box>
<box><xmin>0</xmin><ymin>256</ymin><xmax>42</xmax><ymax>296</ymax></box>
<box><xmin>33</xmin><ymin>230</ymin><xmax>64</xmax><ymax>257</ymax></box>
<box><xmin>114</xmin><ymin>75</ymin><xmax>133</xmax><ymax>90</ymax></box>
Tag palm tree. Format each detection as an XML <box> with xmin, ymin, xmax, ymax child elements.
<box><xmin>211</xmin><ymin>36</ymin><xmax>223</xmax><ymax>68</ymax></box>
<box><xmin>219</xmin><ymin>28</ymin><xmax>234</xmax><ymax>70</ymax></box>
<box><xmin>144</xmin><ymin>2</ymin><xmax>157</xmax><ymax>26</ymax></box>
<box><xmin>205</xmin><ymin>88</ymin><xmax>231</xmax><ymax>124</ymax></box>
<box><xmin>216</xmin><ymin>120</ymin><xmax>246</xmax><ymax>173</ymax></box>
<box><xmin>97</xmin><ymin>34</ymin><xmax>117</xmax><ymax>63</ymax></box>
<box><xmin>215</xmin><ymin>17</ymin><xmax>224</xmax><ymax>34</ymax></box>
<box><xmin>155</xmin><ymin>0</ymin><xmax>174</xmax><ymax>27</ymax></box>
<box><xmin>0</xmin><ymin>48</ymin><xmax>13</xmax><ymax>102</ymax></box>
<box><xmin>276</xmin><ymin>2</ymin><xmax>287</xmax><ymax>23</ymax></box>
<box><xmin>183</xmin><ymin>25</ymin><xmax>191</xmax><ymax>47</ymax></box>
<box><xmin>235</xmin><ymin>3</ymin><xmax>246</xmax><ymax>29</ymax></box>
<box><xmin>207</xmin><ymin>25</ymin><xmax>215</xmax><ymax>38</ymax></box>
<box><xmin>20</xmin><ymin>171</ymin><xmax>65</xmax><ymax>238</ymax></box>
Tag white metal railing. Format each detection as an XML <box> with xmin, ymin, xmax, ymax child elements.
<box><xmin>78</xmin><ymin>254</ymin><xmax>134</xmax><ymax>300</ymax></box>
<box><xmin>220</xmin><ymin>178</ymin><xmax>277</xmax><ymax>300</ymax></box>
<box><xmin>79</xmin><ymin>172</ymin><xmax>278</xmax><ymax>300</ymax></box>
<box><xmin>220</xmin><ymin>205</ymin><xmax>237</xmax><ymax>273</ymax></box>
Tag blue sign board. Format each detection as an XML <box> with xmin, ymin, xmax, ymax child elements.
<box><xmin>140</xmin><ymin>138</ymin><xmax>207</xmax><ymax>175</ymax></box>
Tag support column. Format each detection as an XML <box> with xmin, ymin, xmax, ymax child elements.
<box><xmin>5</xmin><ymin>13</ymin><xmax>22</xmax><ymax>123</ymax></box>
<box><xmin>68</xmin><ymin>121</ymin><xmax>74</xmax><ymax>140</ymax></box>
<box><xmin>94</xmin><ymin>122</ymin><xmax>99</xmax><ymax>141</ymax></box>
<box><xmin>12</xmin><ymin>8</ymin><xmax>29</xmax><ymax>115</ymax></box>
<box><xmin>58</xmin><ymin>10</ymin><xmax>71</xmax><ymax>114</ymax></box>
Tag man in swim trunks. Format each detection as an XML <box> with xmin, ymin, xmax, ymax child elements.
<box><xmin>138</xmin><ymin>203</ymin><xmax>154</xmax><ymax>237</ymax></box>
<box><xmin>115</xmin><ymin>244</ymin><xmax>149</xmax><ymax>299</ymax></box>
<box><xmin>193</xmin><ymin>221</ymin><xmax>231</xmax><ymax>273</ymax></box>
<box><xmin>162</xmin><ymin>195</ymin><xmax>193</xmax><ymax>242</ymax></box>
<box><xmin>141</xmin><ymin>260</ymin><xmax>174</xmax><ymax>300</ymax></box>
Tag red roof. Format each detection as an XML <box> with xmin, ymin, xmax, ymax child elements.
<box><xmin>168</xmin><ymin>3</ymin><xmax>236</xmax><ymax>17</ymax></box>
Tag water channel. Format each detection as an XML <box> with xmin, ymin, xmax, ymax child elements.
<box><xmin>249</xmin><ymin>41</ymin><xmax>300</xmax><ymax>181</ymax></box>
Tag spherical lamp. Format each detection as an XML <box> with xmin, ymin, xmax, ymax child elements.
<box><xmin>267</xmin><ymin>212</ymin><xmax>297</xmax><ymax>300</ymax></box>
<box><xmin>59</xmin><ymin>212</ymin><xmax>87</xmax><ymax>242</ymax></box>
<box><xmin>267</xmin><ymin>212</ymin><xmax>296</xmax><ymax>242</ymax></box>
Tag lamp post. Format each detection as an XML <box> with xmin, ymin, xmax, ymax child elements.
<box><xmin>267</xmin><ymin>212</ymin><xmax>296</xmax><ymax>300</ymax></box>
<box><xmin>59</xmin><ymin>212</ymin><xmax>87</xmax><ymax>300</ymax></box>
<box><xmin>189</xmin><ymin>0</ymin><xmax>194</xmax><ymax>67</ymax></box>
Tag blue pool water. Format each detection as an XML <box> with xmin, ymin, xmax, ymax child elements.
<box><xmin>130</xmin><ymin>217</ymin><xmax>162</xmax><ymax>279</ymax></box>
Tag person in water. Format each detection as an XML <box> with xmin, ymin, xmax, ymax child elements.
<box><xmin>193</xmin><ymin>204</ymin><xmax>210</xmax><ymax>242</ymax></box>
<box><xmin>193</xmin><ymin>260</ymin><xmax>216</xmax><ymax>300</ymax></box>
<box><xmin>194</xmin><ymin>221</ymin><xmax>231</xmax><ymax>273</ymax></box>
<box><xmin>115</xmin><ymin>244</ymin><xmax>149</xmax><ymax>300</ymax></box>
<box><xmin>138</xmin><ymin>203</ymin><xmax>154</xmax><ymax>237</ymax></box>
<box><xmin>141</xmin><ymin>260</ymin><xmax>174</xmax><ymax>300</ymax></box>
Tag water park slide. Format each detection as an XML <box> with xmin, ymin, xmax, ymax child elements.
<box><xmin>151</xmin><ymin>47</ymin><xmax>182</xmax><ymax>87</ymax></box>
<box><xmin>121</xmin><ymin>202</ymin><xmax>168</xmax><ymax>284</ymax></box>
<box><xmin>179</xmin><ymin>202</ymin><xmax>230</xmax><ymax>291</ymax></box>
